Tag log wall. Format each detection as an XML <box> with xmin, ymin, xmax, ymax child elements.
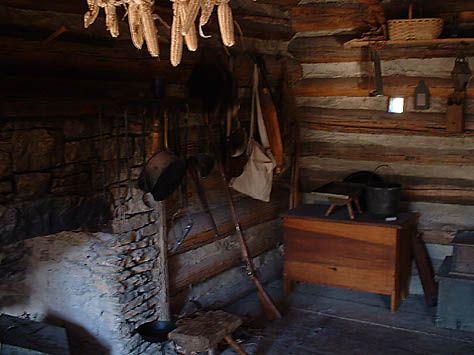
<box><xmin>0</xmin><ymin>0</ymin><xmax>294</xmax><ymax>314</ymax></box>
<box><xmin>288</xmin><ymin>0</ymin><xmax>474</xmax><ymax>291</ymax></box>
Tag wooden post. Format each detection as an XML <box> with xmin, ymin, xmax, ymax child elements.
<box><xmin>446</xmin><ymin>91</ymin><xmax>465</xmax><ymax>133</ymax></box>
<box><xmin>412</xmin><ymin>233</ymin><xmax>438</xmax><ymax>306</ymax></box>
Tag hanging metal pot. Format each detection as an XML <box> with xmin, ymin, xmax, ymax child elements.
<box><xmin>138</xmin><ymin>111</ymin><xmax>187</xmax><ymax>201</ymax></box>
<box><xmin>366</xmin><ymin>182</ymin><xmax>401</xmax><ymax>216</ymax></box>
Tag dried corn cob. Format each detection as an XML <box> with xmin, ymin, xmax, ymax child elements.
<box><xmin>176</xmin><ymin>0</ymin><xmax>198</xmax><ymax>50</ymax></box>
<box><xmin>128</xmin><ymin>1</ymin><xmax>144</xmax><ymax>49</ymax></box>
<box><xmin>84</xmin><ymin>0</ymin><xmax>100</xmax><ymax>28</ymax></box>
<box><xmin>140</xmin><ymin>1</ymin><xmax>160</xmax><ymax>57</ymax></box>
<box><xmin>199</xmin><ymin>0</ymin><xmax>215</xmax><ymax>27</ymax></box>
<box><xmin>184</xmin><ymin>21</ymin><xmax>198</xmax><ymax>51</ymax></box>
<box><xmin>217</xmin><ymin>0</ymin><xmax>234</xmax><ymax>46</ymax></box>
<box><xmin>104</xmin><ymin>2</ymin><xmax>120</xmax><ymax>37</ymax></box>
<box><xmin>181</xmin><ymin>0</ymin><xmax>200</xmax><ymax>35</ymax></box>
<box><xmin>170</xmin><ymin>2</ymin><xmax>184</xmax><ymax>66</ymax></box>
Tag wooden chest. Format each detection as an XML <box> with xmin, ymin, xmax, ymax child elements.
<box><xmin>282</xmin><ymin>205</ymin><xmax>418</xmax><ymax>312</ymax></box>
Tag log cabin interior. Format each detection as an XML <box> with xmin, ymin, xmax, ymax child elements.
<box><xmin>1</xmin><ymin>0</ymin><xmax>474</xmax><ymax>354</ymax></box>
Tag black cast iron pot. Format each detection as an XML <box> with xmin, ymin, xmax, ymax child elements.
<box><xmin>366</xmin><ymin>182</ymin><xmax>401</xmax><ymax>216</ymax></box>
<box><xmin>135</xmin><ymin>320</ymin><xmax>176</xmax><ymax>343</ymax></box>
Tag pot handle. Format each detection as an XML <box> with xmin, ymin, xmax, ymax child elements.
<box><xmin>373</xmin><ymin>164</ymin><xmax>397</xmax><ymax>184</ymax></box>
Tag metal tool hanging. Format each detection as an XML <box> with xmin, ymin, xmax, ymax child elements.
<box><xmin>369</xmin><ymin>46</ymin><xmax>384</xmax><ymax>97</ymax></box>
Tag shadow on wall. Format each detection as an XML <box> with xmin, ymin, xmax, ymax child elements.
<box><xmin>0</xmin><ymin>232</ymin><xmax>117</xmax><ymax>353</ymax></box>
<box><xmin>0</xmin><ymin>241</ymin><xmax>31</xmax><ymax>308</ymax></box>
<box><xmin>44</xmin><ymin>312</ymin><xmax>111</xmax><ymax>355</ymax></box>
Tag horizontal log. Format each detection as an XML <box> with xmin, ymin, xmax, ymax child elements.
<box><xmin>300</xmin><ymin>168</ymin><xmax>474</xmax><ymax>206</ymax></box>
<box><xmin>295</xmin><ymin>96</ymin><xmax>474</xmax><ymax>114</ymax></box>
<box><xmin>405</xmin><ymin>0</ymin><xmax>474</xmax><ymax>17</ymax></box>
<box><xmin>0</xmin><ymin>5</ymin><xmax>138</xmax><ymax>42</ymax></box>
<box><xmin>235</xmin><ymin>17</ymin><xmax>294</xmax><ymax>41</ymax></box>
<box><xmin>170</xmin><ymin>248</ymin><xmax>282</xmax><ymax>314</ymax></box>
<box><xmin>298</xmin><ymin>106</ymin><xmax>474</xmax><ymax>136</ymax></box>
<box><xmin>293</xmin><ymin>76</ymin><xmax>474</xmax><ymax>98</ymax></box>
<box><xmin>169</xmin><ymin>219</ymin><xmax>281</xmax><ymax>294</ymax></box>
<box><xmin>0</xmin><ymin>0</ymin><xmax>89</xmax><ymax>14</ymax></box>
<box><xmin>289</xmin><ymin>4</ymin><xmax>371</xmax><ymax>33</ymax></box>
<box><xmin>0</xmin><ymin>35</ymin><xmax>194</xmax><ymax>82</ymax></box>
<box><xmin>301</xmin><ymin>141</ymin><xmax>474</xmax><ymax>165</ymax></box>
<box><xmin>402</xmin><ymin>187</ymin><xmax>474</xmax><ymax>206</ymax></box>
<box><xmin>299</xmin><ymin>107</ymin><xmax>444</xmax><ymax>133</ymax></box>
<box><xmin>253</xmin><ymin>0</ymin><xmax>301</xmax><ymax>10</ymax></box>
<box><xmin>0</xmin><ymin>75</ymin><xmax>153</xmax><ymax>99</ymax></box>
<box><xmin>169</xmin><ymin>187</ymin><xmax>289</xmax><ymax>254</ymax></box>
<box><xmin>0</xmin><ymin>3</ymin><xmax>292</xmax><ymax>43</ymax></box>
<box><xmin>299</xmin><ymin>151</ymin><xmax>474</xmax><ymax>203</ymax></box>
<box><xmin>301</xmin><ymin>57</ymin><xmax>474</xmax><ymax>79</ymax></box>
<box><xmin>301</xmin><ymin>129</ymin><xmax>474</xmax><ymax>149</ymax></box>
<box><xmin>408</xmin><ymin>201</ymin><xmax>474</xmax><ymax>232</ymax></box>
<box><xmin>299</xmin><ymin>156</ymin><xmax>474</xmax><ymax>182</ymax></box>
<box><xmin>289</xmin><ymin>35</ymin><xmax>474</xmax><ymax>64</ymax></box>
<box><xmin>300</xmin><ymin>130</ymin><xmax>474</xmax><ymax>165</ymax></box>
<box><xmin>0</xmin><ymin>57</ymin><xmax>288</xmax><ymax>100</ymax></box>
<box><xmin>0</xmin><ymin>35</ymin><xmax>291</xmax><ymax>87</ymax></box>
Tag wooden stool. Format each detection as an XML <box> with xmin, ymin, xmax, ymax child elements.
<box><xmin>168</xmin><ymin>310</ymin><xmax>246</xmax><ymax>355</ymax></box>
<box><xmin>311</xmin><ymin>182</ymin><xmax>363</xmax><ymax>220</ymax></box>
<box><xmin>325</xmin><ymin>195</ymin><xmax>362</xmax><ymax>220</ymax></box>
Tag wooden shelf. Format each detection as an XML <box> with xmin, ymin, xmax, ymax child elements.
<box><xmin>344</xmin><ymin>38</ymin><xmax>474</xmax><ymax>49</ymax></box>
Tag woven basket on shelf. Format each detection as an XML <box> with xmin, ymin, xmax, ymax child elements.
<box><xmin>387</xmin><ymin>18</ymin><xmax>444</xmax><ymax>40</ymax></box>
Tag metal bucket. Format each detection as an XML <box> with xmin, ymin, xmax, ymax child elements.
<box><xmin>366</xmin><ymin>183</ymin><xmax>401</xmax><ymax>216</ymax></box>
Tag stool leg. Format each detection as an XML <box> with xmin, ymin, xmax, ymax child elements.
<box><xmin>224</xmin><ymin>335</ymin><xmax>247</xmax><ymax>355</ymax></box>
<box><xmin>325</xmin><ymin>204</ymin><xmax>336</xmax><ymax>216</ymax></box>
<box><xmin>354</xmin><ymin>197</ymin><xmax>362</xmax><ymax>213</ymax></box>
<box><xmin>347</xmin><ymin>202</ymin><xmax>355</xmax><ymax>220</ymax></box>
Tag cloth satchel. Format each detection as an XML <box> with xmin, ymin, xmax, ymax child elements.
<box><xmin>230</xmin><ymin>64</ymin><xmax>276</xmax><ymax>202</ymax></box>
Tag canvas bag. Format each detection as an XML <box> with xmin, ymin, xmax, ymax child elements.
<box><xmin>230</xmin><ymin>64</ymin><xmax>276</xmax><ymax>202</ymax></box>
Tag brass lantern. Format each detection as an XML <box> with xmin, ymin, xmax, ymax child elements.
<box><xmin>451</xmin><ymin>53</ymin><xmax>472</xmax><ymax>92</ymax></box>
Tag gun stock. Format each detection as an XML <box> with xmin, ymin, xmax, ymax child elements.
<box><xmin>205</xmin><ymin>114</ymin><xmax>282</xmax><ymax>320</ymax></box>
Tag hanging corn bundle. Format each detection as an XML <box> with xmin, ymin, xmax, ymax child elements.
<box><xmin>83</xmin><ymin>0</ymin><xmax>235</xmax><ymax>66</ymax></box>
<box><xmin>84</xmin><ymin>0</ymin><xmax>159</xmax><ymax>57</ymax></box>
<box><xmin>84</xmin><ymin>0</ymin><xmax>121</xmax><ymax>38</ymax></box>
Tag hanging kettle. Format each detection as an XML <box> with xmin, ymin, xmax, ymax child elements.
<box><xmin>138</xmin><ymin>110</ymin><xmax>187</xmax><ymax>201</ymax></box>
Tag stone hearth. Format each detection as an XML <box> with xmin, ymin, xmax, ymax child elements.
<box><xmin>0</xmin><ymin>187</ymin><xmax>168</xmax><ymax>354</ymax></box>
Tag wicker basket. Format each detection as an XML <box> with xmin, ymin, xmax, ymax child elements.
<box><xmin>387</xmin><ymin>18</ymin><xmax>444</xmax><ymax>40</ymax></box>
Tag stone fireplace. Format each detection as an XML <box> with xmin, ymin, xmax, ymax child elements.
<box><xmin>0</xmin><ymin>114</ymin><xmax>169</xmax><ymax>354</ymax></box>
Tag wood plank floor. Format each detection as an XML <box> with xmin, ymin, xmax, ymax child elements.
<box><xmin>224</xmin><ymin>282</ymin><xmax>474</xmax><ymax>355</ymax></box>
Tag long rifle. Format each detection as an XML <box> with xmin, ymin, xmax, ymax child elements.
<box><xmin>205</xmin><ymin>115</ymin><xmax>282</xmax><ymax>320</ymax></box>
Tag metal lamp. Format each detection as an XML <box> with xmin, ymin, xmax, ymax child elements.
<box><xmin>451</xmin><ymin>53</ymin><xmax>472</xmax><ymax>92</ymax></box>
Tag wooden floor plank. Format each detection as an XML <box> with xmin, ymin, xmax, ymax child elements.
<box><xmin>225</xmin><ymin>282</ymin><xmax>474</xmax><ymax>355</ymax></box>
